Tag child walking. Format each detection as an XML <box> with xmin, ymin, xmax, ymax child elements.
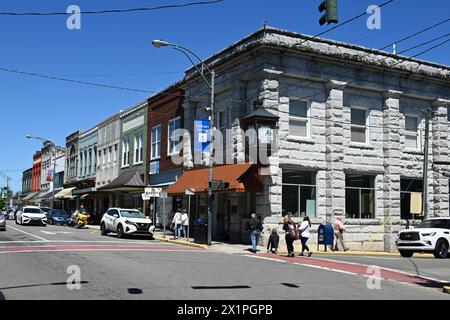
<box><xmin>267</xmin><ymin>228</ymin><xmax>280</xmax><ymax>254</ymax></box>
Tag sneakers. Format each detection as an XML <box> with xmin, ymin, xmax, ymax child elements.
<box><xmin>308</xmin><ymin>252</ymin><xmax>313</xmax><ymax>257</ymax></box>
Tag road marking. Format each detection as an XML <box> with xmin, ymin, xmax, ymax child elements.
<box><xmin>246</xmin><ymin>254</ymin><xmax>449</xmax><ymax>289</ymax></box>
<box><xmin>7</xmin><ymin>225</ymin><xmax>48</xmax><ymax>242</ymax></box>
<box><xmin>41</xmin><ymin>231</ymin><xmax>73</xmax><ymax>235</ymax></box>
<box><xmin>0</xmin><ymin>245</ymin><xmax>206</xmax><ymax>254</ymax></box>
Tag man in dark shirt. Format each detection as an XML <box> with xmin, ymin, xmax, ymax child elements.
<box><xmin>246</xmin><ymin>213</ymin><xmax>263</xmax><ymax>253</ymax></box>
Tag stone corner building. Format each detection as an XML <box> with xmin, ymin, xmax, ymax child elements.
<box><xmin>169</xmin><ymin>27</ymin><xmax>450</xmax><ymax>251</ymax></box>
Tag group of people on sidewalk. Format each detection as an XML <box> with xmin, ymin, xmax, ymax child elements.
<box><xmin>245</xmin><ymin>213</ymin><xmax>350</xmax><ymax>256</ymax></box>
<box><xmin>171</xmin><ymin>209</ymin><xmax>189</xmax><ymax>240</ymax></box>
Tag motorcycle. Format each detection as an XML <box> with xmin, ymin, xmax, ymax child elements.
<box><xmin>68</xmin><ymin>209</ymin><xmax>90</xmax><ymax>229</ymax></box>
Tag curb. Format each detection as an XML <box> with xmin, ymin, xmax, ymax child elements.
<box><xmin>444</xmin><ymin>286</ymin><xmax>450</xmax><ymax>294</ymax></box>
<box><xmin>274</xmin><ymin>250</ymin><xmax>435</xmax><ymax>259</ymax></box>
<box><xmin>87</xmin><ymin>225</ymin><xmax>101</xmax><ymax>230</ymax></box>
<box><xmin>153</xmin><ymin>236</ymin><xmax>208</xmax><ymax>250</ymax></box>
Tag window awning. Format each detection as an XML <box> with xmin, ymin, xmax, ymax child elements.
<box><xmin>54</xmin><ymin>187</ymin><xmax>75</xmax><ymax>199</ymax></box>
<box><xmin>98</xmin><ymin>170</ymin><xmax>146</xmax><ymax>192</ymax></box>
<box><xmin>165</xmin><ymin>163</ymin><xmax>264</xmax><ymax>195</ymax></box>
<box><xmin>22</xmin><ymin>192</ymin><xmax>39</xmax><ymax>201</ymax></box>
<box><xmin>39</xmin><ymin>191</ymin><xmax>54</xmax><ymax>200</ymax></box>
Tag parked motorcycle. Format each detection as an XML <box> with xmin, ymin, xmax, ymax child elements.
<box><xmin>68</xmin><ymin>209</ymin><xmax>90</xmax><ymax>229</ymax></box>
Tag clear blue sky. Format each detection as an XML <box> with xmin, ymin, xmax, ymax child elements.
<box><xmin>1</xmin><ymin>0</ymin><xmax>449</xmax><ymax>191</ymax></box>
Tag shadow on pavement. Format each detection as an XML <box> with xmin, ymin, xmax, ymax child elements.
<box><xmin>0</xmin><ymin>281</ymin><xmax>89</xmax><ymax>291</ymax></box>
<box><xmin>192</xmin><ymin>285</ymin><xmax>251</xmax><ymax>290</ymax></box>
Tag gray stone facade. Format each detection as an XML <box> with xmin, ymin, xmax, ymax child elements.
<box><xmin>176</xmin><ymin>27</ymin><xmax>449</xmax><ymax>251</ymax></box>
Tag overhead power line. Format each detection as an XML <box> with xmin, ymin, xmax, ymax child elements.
<box><xmin>0</xmin><ymin>0</ymin><xmax>225</xmax><ymax>16</ymax></box>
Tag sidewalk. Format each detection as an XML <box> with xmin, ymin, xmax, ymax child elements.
<box><xmin>89</xmin><ymin>226</ymin><xmax>435</xmax><ymax>258</ymax></box>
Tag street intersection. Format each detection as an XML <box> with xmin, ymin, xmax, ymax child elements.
<box><xmin>0</xmin><ymin>220</ymin><xmax>449</xmax><ymax>300</ymax></box>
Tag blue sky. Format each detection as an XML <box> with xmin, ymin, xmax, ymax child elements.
<box><xmin>0</xmin><ymin>0</ymin><xmax>449</xmax><ymax>191</ymax></box>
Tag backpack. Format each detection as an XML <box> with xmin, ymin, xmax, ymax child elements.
<box><xmin>288</xmin><ymin>223</ymin><xmax>300</xmax><ymax>240</ymax></box>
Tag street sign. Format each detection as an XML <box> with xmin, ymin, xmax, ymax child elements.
<box><xmin>144</xmin><ymin>187</ymin><xmax>162</xmax><ymax>198</ymax></box>
<box><xmin>185</xmin><ymin>188</ymin><xmax>195</xmax><ymax>196</ymax></box>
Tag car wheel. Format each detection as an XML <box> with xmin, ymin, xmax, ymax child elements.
<box><xmin>399</xmin><ymin>250</ymin><xmax>414</xmax><ymax>258</ymax></box>
<box><xmin>433</xmin><ymin>239</ymin><xmax>449</xmax><ymax>259</ymax></box>
<box><xmin>117</xmin><ymin>224</ymin><xmax>125</xmax><ymax>239</ymax></box>
<box><xmin>15</xmin><ymin>218</ymin><xmax>19</xmax><ymax>225</ymax></box>
<box><xmin>100</xmin><ymin>223</ymin><xmax>108</xmax><ymax>236</ymax></box>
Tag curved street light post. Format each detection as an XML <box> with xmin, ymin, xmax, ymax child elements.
<box><xmin>152</xmin><ymin>40</ymin><xmax>215</xmax><ymax>246</ymax></box>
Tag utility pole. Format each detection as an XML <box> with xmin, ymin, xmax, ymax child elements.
<box><xmin>422</xmin><ymin>108</ymin><xmax>431</xmax><ymax>220</ymax></box>
<box><xmin>0</xmin><ymin>171</ymin><xmax>12</xmax><ymax>208</ymax></box>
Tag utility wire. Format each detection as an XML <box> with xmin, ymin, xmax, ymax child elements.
<box><xmin>295</xmin><ymin>0</ymin><xmax>396</xmax><ymax>47</ymax></box>
<box><xmin>0</xmin><ymin>0</ymin><xmax>225</xmax><ymax>16</ymax></box>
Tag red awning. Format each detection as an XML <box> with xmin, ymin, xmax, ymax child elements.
<box><xmin>166</xmin><ymin>163</ymin><xmax>264</xmax><ymax>195</ymax></box>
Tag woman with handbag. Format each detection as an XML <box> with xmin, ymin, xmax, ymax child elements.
<box><xmin>299</xmin><ymin>216</ymin><xmax>313</xmax><ymax>257</ymax></box>
<box><xmin>283</xmin><ymin>215</ymin><xmax>297</xmax><ymax>257</ymax></box>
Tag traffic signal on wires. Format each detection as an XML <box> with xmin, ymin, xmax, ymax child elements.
<box><xmin>318</xmin><ymin>0</ymin><xmax>339</xmax><ymax>26</ymax></box>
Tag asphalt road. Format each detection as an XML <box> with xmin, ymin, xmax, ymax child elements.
<box><xmin>0</xmin><ymin>220</ymin><xmax>449</xmax><ymax>300</ymax></box>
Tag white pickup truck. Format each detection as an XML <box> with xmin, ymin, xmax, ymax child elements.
<box><xmin>396</xmin><ymin>217</ymin><xmax>450</xmax><ymax>259</ymax></box>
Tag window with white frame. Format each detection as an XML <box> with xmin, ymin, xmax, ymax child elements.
<box><xmin>113</xmin><ymin>144</ymin><xmax>118</xmax><ymax>162</ymax></box>
<box><xmin>152</xmin><ymin>125</ymin><xmax>161</xmax><ymax>159</ymax></box>
<box><xmin>404</xmin><ymin>115</ymin><xmax>420</xmax><ymax>149</ymax></box>
<box><xmin>289</xmin><ymin>100</ymin><xmax>309</xmax><ymax>137</ymax></box>
<box><xmin>84</xmin><ymin>150</ymin><xmax>88</xmax><ymax>176</ymax></box>
<box><xmin>103</xmin><ymin>149</ymin><xmax>107</xmax><ymax>166</ymax></box>
<box><xmin>134</xmin><ymin>133</ymin><xmax>144</xmax><ymax>164</ymax></box>
<box><xmin>122</xmin><ymin>139</ymin><xmax>130</xmax><ymax>167</ymax></box>
<box><xmin>351</xmin><ymin>107</ymin><xmax>369</xmax><ymax>143</ymax></box>
<box><xmin>98</xmin><ymin>150</ymin><xmax>102</xmax><ymax>168</ymax></box>
<box><xmin>168</xmin><ymin>118</ymin><xmax>181</xmax><ymax>156</ymax></box>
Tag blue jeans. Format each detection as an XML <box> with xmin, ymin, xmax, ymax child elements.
<box><xmin>175</xmin><ymin>224</ymin><xmax>183</xmax><ymax>238</ymax></box>
<box><xmin>250</xmin><ymin>230</ymin><xmax>260</xmax><ymax>252</ymax></box>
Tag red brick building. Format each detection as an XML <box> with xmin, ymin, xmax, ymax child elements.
<box><xmin>146</xmin><ymin>89</ymin><xmax>184</xmax><ymax>225</ymax></box>
<box><xmin>31</xmin><ymin>151</ymin><xmax>42</xmax><ymax>193</ymax></box>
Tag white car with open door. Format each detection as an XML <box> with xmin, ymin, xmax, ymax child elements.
<box><xmin>100</xmin><ymin>208</ymin><xmax>155</xmax><ymax>239</ymax></box>
<box><xmin>16</xmin><ymin>206</ymin><xmax>47</xmax><ymax>226</ymax></box>
<box><xmin>397</xmin><ymin>217</ymin><xmax>450</xmax><ymax>259</ymax></box>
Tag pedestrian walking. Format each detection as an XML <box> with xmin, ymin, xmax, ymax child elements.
<box><xmin>299</xmin><ymin>216</ymin><xmax>312</xmax><ymax>257</ymax></box>
<box><xmin>172</xmin><ymin>209</ymin><xmax>183</xmax><ymax>240</ymax></box>
<box><xmin>267</xmin><ymin>228</ymin><xmax>279</xmax><ymax>254</ymax></box>
<box><xmin>181</xmin><ymin>209</ymin><xmax>189</xmax><ymax>239</ymax></box>
<box><xmin>283</xmin><ymin>215</ymin><xmax>298</xmax><ymax>257</ymax></box>
<box><xmin>245</xmin><ymin>213</ymin><xmax>263</xmax><ymax>253</ymax></box>
<box><xmin>333</xmin><ymin>216</ymin><xmax>349</xmax><ymax>251</ymax></box>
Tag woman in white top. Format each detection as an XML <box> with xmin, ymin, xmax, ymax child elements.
<box><xmin>299</xmin><ymin>216</ymin><xmax>312</xmax><ymax>257</ymax></box>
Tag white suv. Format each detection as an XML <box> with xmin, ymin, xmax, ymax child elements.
<box><xmin>100</xmin><ymin>208</ymin><xmax>155</xmax><ymax>239</ymax></box>
<box><xmin>16</xmin><ymin>206</ymin><xmax>47</xmax><ymax>226</ymax></box>
<box><xmin>397</xmin><ymin>218</ymin><xmax>450</xmax><ymax>259</ymax></box>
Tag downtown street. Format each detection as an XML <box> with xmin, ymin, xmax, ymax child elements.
<box><xmin>0</xmin><ymin>220</ymin><xmax>449</xmax><ymax>300</ymax></box>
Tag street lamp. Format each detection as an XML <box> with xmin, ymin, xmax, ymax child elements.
<box><xmin>152</xmin><ymin>39</ymin><xmax>215</xmax><ymax>246</ymax></box>
<box><xmin>26</xmin><ymin>135</ymin><xmax>60</xmax><ymax>210</ymax></box>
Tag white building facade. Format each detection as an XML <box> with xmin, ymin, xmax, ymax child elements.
<box><xmin>177</xmin><ymin>27</ymin><xmax>450</xmax><ymax>251</ymax></box>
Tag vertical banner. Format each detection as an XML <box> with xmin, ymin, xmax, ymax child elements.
<box><xmin>47</xmin><ymin>168</ymin><xmax>54</xmax><ymax>182</ymax></box>
<box><xmin>194</xmin><ymin>119</ymin><xmax>211</xmax><ymax>153</ymax></box>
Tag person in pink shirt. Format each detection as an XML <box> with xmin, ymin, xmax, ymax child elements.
<box><xmin>333</xmin><ymin>216</ymin><xmax>349</xmax><ymax>252</ymax></box>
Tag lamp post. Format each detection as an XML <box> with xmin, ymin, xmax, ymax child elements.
<box><xmin>152</xmin><ymin>39</ymin><xmax>215</xmax><ymax>246</ymax></box>
<box><xmin>26</xmin><ymin>135</ymin><xmax>60</xmax><ymax>210</ymax></box>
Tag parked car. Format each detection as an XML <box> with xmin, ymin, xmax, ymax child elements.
<box><xmin>46</xmin><ymin>209</ymin><xmax>69</xmax><ymax>225</ymax></box>
<box><xmin>4</xmin><ymin>209</ymin><xmax>14</xmax><ymax>220</ymax></box>
<box><xmin>100</xmin><ymin>208</ymin><xmax>155</xmax><ymax>239</ymax></box>
<box><xmin>40</xmin><ymin>207</ymin><xmax>52</xmax><ymax>214</ymax></box>
<box><xmin>16</xmin><ymin>206</ymin><xmax>47</xmax><ymax>226</ymax></box>
<box><xmin>396</xmin><ymin>217</ymin><xmax>450</xmax><ymax>259</ymax></box>
<box><xmin>0</xmin><ymin>213</ymin><xmax>6</xmax><ymax>231</ymax></box>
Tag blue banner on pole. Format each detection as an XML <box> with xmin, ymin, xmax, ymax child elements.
<box><xmin>194</xmin><ymin>119</ymin><xmax>211</xmax><ymax>153</ymax></box>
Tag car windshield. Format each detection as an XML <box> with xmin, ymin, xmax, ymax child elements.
<box><xmin>24</xmin><ymin>208</ymin><xmax>43</xmax><ymax>214</ymax></box>
<box><xmin>421</xmin><ymin>219</ymin><xmax>450</xmax><ymax>229</ymax></box>
<box><xmin>40</xmin><ymin>208</ymin><xmax>51</xmax><ymax>213</ymax></box>
<box><xmin>120</xmin><ymin>210</ymin><xmax>145</xmax><ymax>219</ymax></box>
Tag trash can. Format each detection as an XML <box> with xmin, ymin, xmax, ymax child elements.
<box><xmin>194</xmin><ymin>218</ymin><xmax>208</xmax><ymax>244</ymax></box>
<box><xmin>317</xmin><ymin>224</ymin><xmax>334</xmax><ymax>251</ymax></box>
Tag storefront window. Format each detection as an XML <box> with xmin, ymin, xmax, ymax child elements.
<box><xmin>400</xmin><ymin>178</ymin><xmax>423</xmax><ymax>220</ymax></box>
<box><xmin>282</xmin><ymin>170</ymin><xmax>316</xmax><ymax>217</ymax></box>
<box><xmin>346</xmin><ymin>174</ymin><xmax>375</xmax><ymax>219</ymax></box>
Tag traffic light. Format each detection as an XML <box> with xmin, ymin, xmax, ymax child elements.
<box><xmin>318</xmin><ymin>0</ymin><xmax>338</xmax><ymax>26</ymax></box>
